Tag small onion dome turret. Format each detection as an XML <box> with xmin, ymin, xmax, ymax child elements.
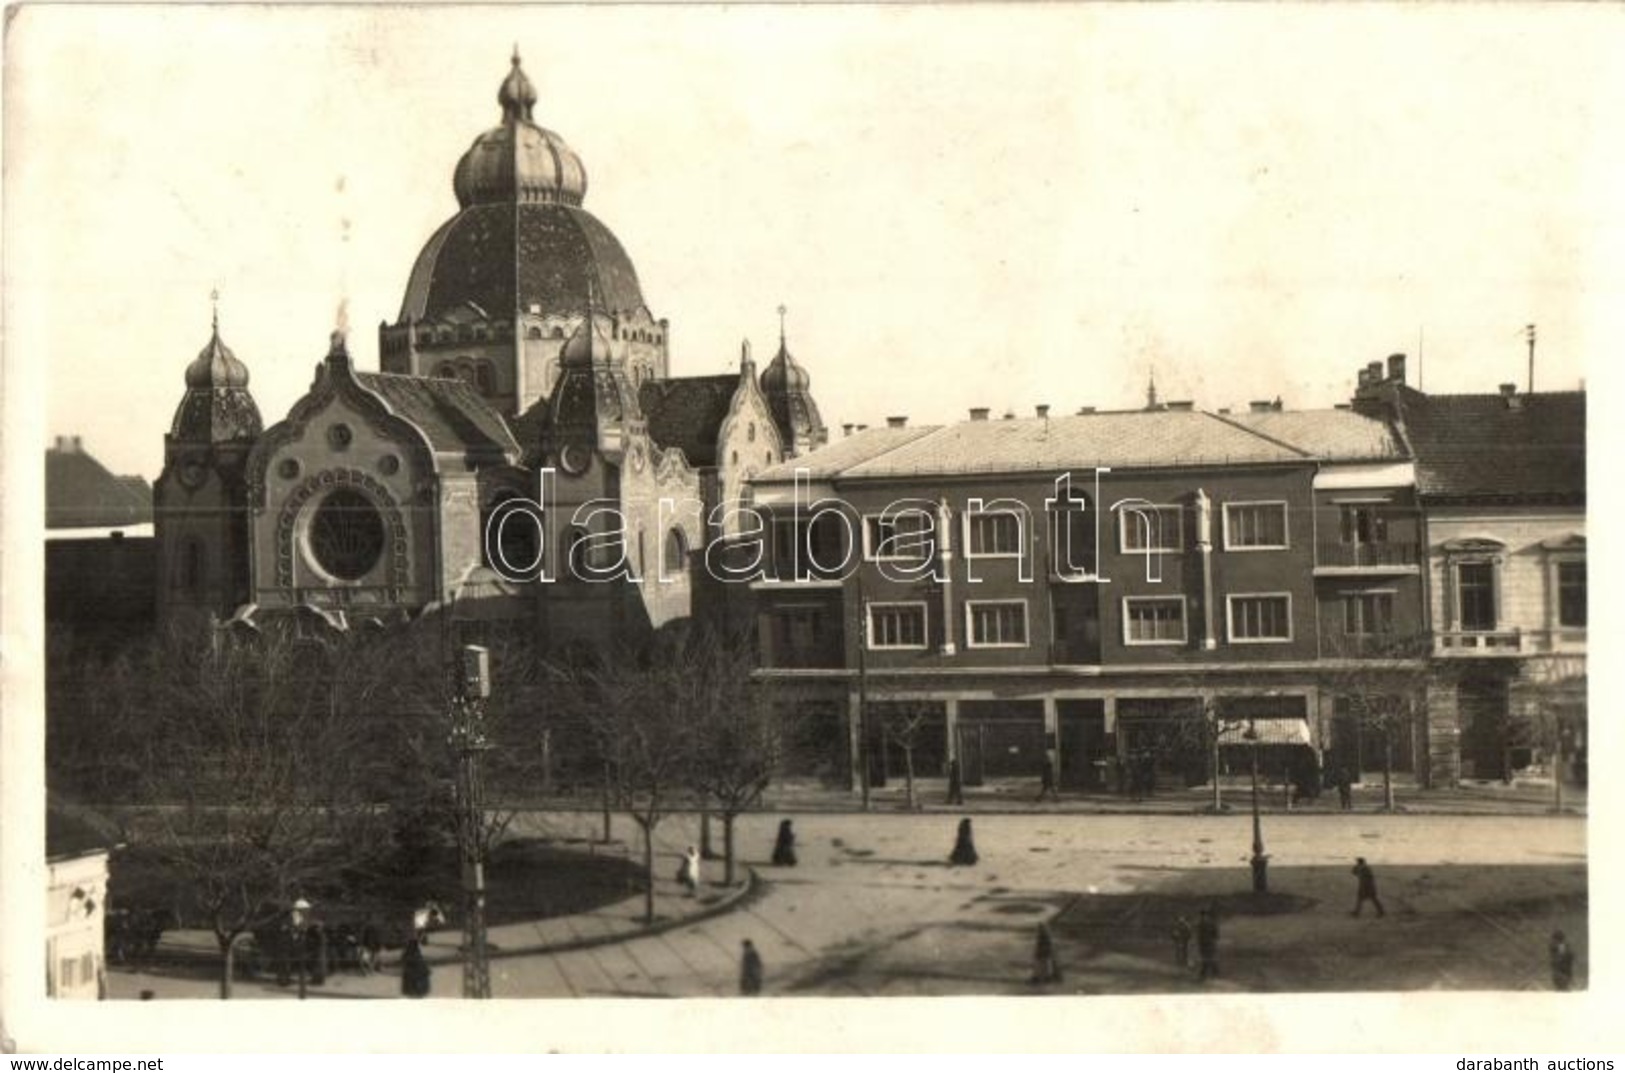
<box><xmin>452</xmin><ymin>49</ymin><xmax>588</xmax><ymax>209</ymax></box>
<box><xmin>185</xmin><ymin>317</ymin><xmax>252</xmax><ymax>390</ymax></box>
<box><xmin>170</xmin><ymin>313</ymin><xmax>262</xmax><ymax>443</ymax></box>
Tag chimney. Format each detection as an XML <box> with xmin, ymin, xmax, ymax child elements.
<box><xmin>842</xmin><ymin>423</ymin><xmax>856</xmax><ymax>437</ymax></box>
<box><xmin>1499</xmin><ymin>382</ymin><xmax>1516</xmax><ymax>397</ymax></box>
<box><xmin>73</xmin><ymin>435</ymin><xmax>82</xmax><ymax>451</ymax></box>
<box><xmin>1166</xmin><ymin>400</ymin><xmax>1194</xmax><ymax>412</ymax></box>
<box><xmin>1002</xmin><ymin>411</ymin><xmax>1016</xmax><ymax>421</ymax></box>
<box><xmin>1499</xmin><ymin>382</ymin><xmax>1523</xmax><ymax>410</ymax></box>
<box><xmin>1035</xmin><ymin>404</ymin><xmax>1050</xmax><ymax>419</ymax></box>
<box><xmin>969</xmin><ymin>407</ymin><xmax>990</xmax><ymax>421</ymax></box>
<box><xmin>1366</xmin><ymin>361</ymin><xmax>1383</xmax><ymax>383</ymax></box>
<box><xmin>1357</xmin><ymin>367</ymin><xmax>1373</xmax><ymax>390</ymax></box>
<box><xmin>1249</xmin><ymin>400</ymin><xmax>1274</xmax><ymax>413</ymax></box>
<box><xmin>855</xmin><ymin>423</ymin><xmax>869</xmax><ymax>431</ymax></box>
<box><xmin>1077</xmin><ymin>406</ymin><xmax>1096</xmax><ymax>415</ymax></box>
<box><xmin>886</xmin><ymin>415</ymin><xmax>908</xmax><ymax>428</ymax></box>
<box><xmin>1387</xmin><ymin>353</ymin><xmax>1407</xmax><ymax>384</ymax></box>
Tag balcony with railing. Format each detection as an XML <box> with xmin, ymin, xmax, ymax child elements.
<box><xmin>1314</xmin><ymin>540</ymin><xmax>1420</xmax><ymax>574</ymax></box>
<box><xmin>1435</xmin><ymin>628</ymin><xmax>1524</xmax><ymax>656</ymax></box>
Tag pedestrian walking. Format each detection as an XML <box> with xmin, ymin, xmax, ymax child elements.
<box><xmin>946</xmin><ymin>758</ymin><xmax>965</xmax><ymax>806</ymax></box>
<box><xmin>1036</xmin><ymin>753</ymin><xmax>1058</xmax><ymax>802</ymax></box>
<box><xmin>739</xmin><ymin>939</ymin><xmax>764</xmax><ymax>995</ymax></box>
<box><xmin>1549</xmin><ymin>930</ymin><xmax>1575</xmax><ymax>991</ymax></box>
<box><xmin>678</xmin><ymin>844</ymin><xmax>701</xmax><ymax>896</ymax></box>
<box><xmin>771</xmin><ymin>819</ymin><xmax>798</xmax><ymax>867</ymax></box>
<box><xmin>1351</xmin><ymin>857</ymin><xmax>1385</xmax><ymax>917</ymax></box>
<box><xmin>1336</xmin><ymin>766</ymin><xmax>1354</xmax><ymax>811</ymax></box>
<box><xmin>400</xmin><ymin>939</ymin><xmax>431</xmax><ymax>998</ymax></box>
<box><xmin>1196</xmin><ymin>906</ymin><xmax>1220</xmax><ymax>981</ymax></box>
<box><xmin>1171</xmin><ymin>915</ymin><xmax>1193</xmax><ymax>969</ymax></box>
<box><xmin>1030</xmin><ymin>923</ymin><xmax>1062</xmax><ymax>984</ymax></box>
<box><xmin>949</xmin><ymin>817</ymin><xmax>979</xmax><ymax>866</ymax></box>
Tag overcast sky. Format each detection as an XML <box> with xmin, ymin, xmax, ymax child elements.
<box><xmin>8</xmin><ymin>5</ymin><xmax>1622</xmax><ymax>481</ymax></box>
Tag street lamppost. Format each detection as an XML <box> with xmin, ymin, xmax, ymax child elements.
<box><xmin>1246</xmin><ymin>720</ymin><xmax>1268</xmax><ymax>894</ymax></box>
<box><xmin>290</xmin><ymin>897</ymin><xmax>311</xmax><ymax>1000</ymax></box>
<box><xmin>450</xmin><ymin>644</ymin><xmax>494</xmax><ymax>999</ymax></box>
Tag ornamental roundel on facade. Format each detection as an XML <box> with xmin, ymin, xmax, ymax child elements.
<box><xmin>275</xmin><ymin>468</ymin><xmax>409</xmax><ymax>594</ymax></box>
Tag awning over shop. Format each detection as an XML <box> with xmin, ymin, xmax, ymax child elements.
<box><xmin>1216</xmin><ymin>718</ymin><xmax>1312</xmax><ymax>747</ymax></box>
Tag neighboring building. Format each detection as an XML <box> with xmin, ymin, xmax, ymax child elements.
<box><xmin>1353</xmin><ymin>356</ymin><xmax>1587</xmax><ymax>785</ymax></box>
<box><xmin>46</xmin><ymin>798</ymin><xmax>121</xmax><ymax>999</ymax></box>
<box><xmin>152</xmin><ymin>52</ymin><xmax>827</xmax><ymax>645</ymax></box>
<box><xmin>745</xmin><ymin>399</ymin><xmax>1424</xmax><ymax>790</ymax></box>
<box><xmin>45</xmin><ymin>437</ymin><xmax>156</xmax><ymax>632</ymax></box>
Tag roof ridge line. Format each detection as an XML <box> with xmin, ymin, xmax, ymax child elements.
<box><xmin>1201</xmin><ymin>409</ymin><xmax>1313</xmax><ymax>458</ymax></box>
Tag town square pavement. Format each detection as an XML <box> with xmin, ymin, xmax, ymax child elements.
<box><xmin>109</xmin><ymin>809</ymin><xmax>1586</xmax><ymax>1000</ymax></box>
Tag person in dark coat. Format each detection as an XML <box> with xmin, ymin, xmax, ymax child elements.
<box><xmin>1196</xmin><ymin>906</ymin><xmax>1220</xmax><ymax>981</ymax></box>
<box><xmin>1336</xmin><ymin>766</ymin><xmax>1354</xmax><ymax>811</ymax></box>
<box><xmin>1036</xmin><ymin>753</ymin><xmax>1058</xmax><ymax>802</ymax></box>
<box><xmin>1549</xmin><ymin>930</ymin><xmax>1575</xmax><ymax>991</ymax></box>
<box><xmin>739</xmin><ymin>939</ymin><xmax>764</xmax><ymax>995</ymax></box>
<box><xmin>771</xmin><ymin>819</ymin><xmax>798</xmax><ymax>867</ymax></box>
<box><xmin>1030</xmin><ymin>923</ymin><xmax>1062</xmax><ymax>984</ymax></box>
<box><xmin>1351</xmin><ymin>857</ymin><xmax>1385</xmax><ymax>917</ymax></box>
<box><xmin>946</xmin><ymin>758</ymin><xmax>965</xmax><ymax>806</ymax></box>
<box><xmin>1171</xmin><ymin>915</ymin><xmax>1193</xmax><ymax>969</ymax></box>
<box><xmin>949</xmin><ymin>817</ymin><xmax>979</xmax><ymax>866</ymax></box>
<box><xmin>400</xmin><ymin>939</ymin><xmax>431</xmax><ymax>998</ymax></box>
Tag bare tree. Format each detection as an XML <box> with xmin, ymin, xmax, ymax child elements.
<box><xmin>685</xmin><ymin>626</ymin><xmax>788</xmax><ymax>886</ymax></box>
<box><xmin>572</xmin><ymin>640</ymin><xmax>698</xmax><ymax>924</ymax></box>
<box><xmin>1321</xmin><ymin>632</ymin><xmax>1431</xmax><ymax>810</ymax></box>
<box><xmin>107</xmin><ymin>624</ymin><xmax>393</xmax><ymax>999</ymax></box>
<box><xmin>875</xmin><ymin>701</ymin><xmax>934</xmax><ymax>810</ymax></box>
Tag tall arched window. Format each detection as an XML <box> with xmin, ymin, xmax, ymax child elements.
<box><xmin>663</xmin><ymin>528</ymin><xmax>689</xmax><ymax>581</ymax></box>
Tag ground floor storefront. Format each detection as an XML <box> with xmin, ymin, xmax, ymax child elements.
<box><xmin>761</xmin><ymin>665</ymin><xmax>1438</xmax><ymax>798</ymax></box>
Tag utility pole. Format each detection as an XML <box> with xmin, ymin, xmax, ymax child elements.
<box><xmin>451</xmin><ymin>644</ymin><xmax>494</xmax><ymax>999</ymax></box>
<box><xmin>1247</xmin><ymin>721</ymin><xmax>1268</xmax><ymax>894</ymax></box>
<box><xmin>856</xmin><ymin>575</ymin><xmax>872</xmax><ymax>812</ymax></box>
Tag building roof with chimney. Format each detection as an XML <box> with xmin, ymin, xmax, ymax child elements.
<box><xmin>753</xmin><ymin>406</ymin><xmax>1407</xmax><ymax>483</ymax></box>
<box><xmin>46</xmin><ymin>437</ymin><xmax>153</xmax><ymax>529</ymax></box>
<box><xmin>1390</xmin><ymin>386</ymin><xmax>1585</xmax><ymax>503</ymax></box>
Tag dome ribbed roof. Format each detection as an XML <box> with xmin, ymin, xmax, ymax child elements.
<box><xmin>452</xmin><ymin>50</ymin><xmax>588</xmax><ymax>209</ymax></box>
<box><xmin>761</xmin><ymin>336</ymin><xmax>812</xmax><ymax>394</ymax></box>
<box><xmin>185</xmin><ymin>319</ymin><xmax>251</xmax><ymax>389</ymax></box>
<box><xmin>171</xmin><ymin>315</ymin><xmax>262</xmax><ymax>443</ymax></box>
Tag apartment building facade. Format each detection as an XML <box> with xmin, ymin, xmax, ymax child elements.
<box><xmin>745</xmin><ymin>402</ymin><xmax>1426</xmax><ymax>792</ymax></box>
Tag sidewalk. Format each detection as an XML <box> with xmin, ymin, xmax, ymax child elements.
<box><xmin>749</xmin><ymin>776</ymin><xmax>1588</xmax><ymax>817</ymax></box>
<box><xmin>105</xmin><ymin>826</ymin><xmax>756</xmax><ymax>1001</ymax></box>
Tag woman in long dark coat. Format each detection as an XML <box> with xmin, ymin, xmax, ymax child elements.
<box><xmin>401</xmin><ymin>938</ymin><xmax>432</xmax><ymax>998</ymax></box>
<box><xmin>949</xmin><ymin>818</ymin><xmax>979</xmax><ymax>866</ymax></box>
<box><xmin>771</xmin><ymin>819</ymin><xmax>798</xmax><ymax>866</ymax></box>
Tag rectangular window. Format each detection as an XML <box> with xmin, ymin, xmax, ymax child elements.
<box><xmin>1343</xmin><ymin>592</ymin><xmax>1394</xmax><ymax>636</ymax></box>
<box><xmin>1228</xmin><ymin>594</ymin><xmax>1292</xmax><ymax>642</ymax></box>
<box><xmin>1457</xmin><ymin>562</ymin><xmax>1496</xmax><ymax>631</ymax></box>
<box><xmin>966</xmin><ymin>511</ymin><xmax>1023</xmax><ymax>557</ymax></box>
<box><xmin>772</xmin><ymin>516</ymin><xmax>847</xmax><ymax>579</ymax></box>
<box><xmin>868</xmin><ymin>602</ymin><xmax>927</xmax><ymax>649</ymax></box>
<box><xmin>1119</xmin><ymin>505</ymin><xmax>1184</xmax><ymax>553</ymax></box>
<box><xmin>1123</xmin><ymin>596</ymin><xmax>1187</xmax><ymax>645</ymax></box>
<box><xmin>967</xmin><ymin>600</ymin><xmax>1028</xmax><ymax>647</ymax></box>
<box><xmin>1339</xmin><ymin>504</ymin><xmax>1390</xmax><ymax>545</ymax></box>
<box><xmin>771</xmin><ymin>604</ymin><xmax>825</xmax><ymax>652</ymax></box>
<box><xmin>1224</xmin><ymin>502</ymin><xmax>1288</xmax><ymax>550</ymax></box>
<box><xmin>863</xmin><ymin>512</ymin><xmax>933</xmax><ymax>563</ymax></box>
<box><xmin>1558</xmin><ymin>561</ymin><xmax>1586</xmax><ymax>628</ymax></box>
